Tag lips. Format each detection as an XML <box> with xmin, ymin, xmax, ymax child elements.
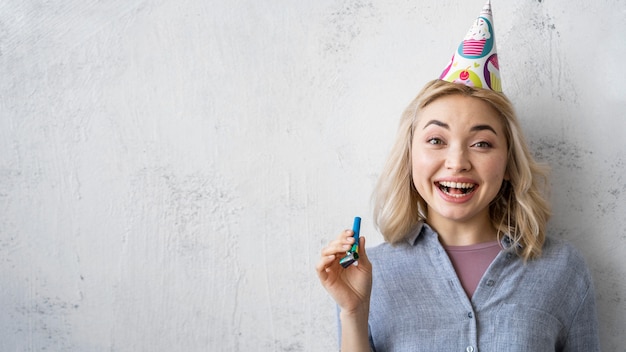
<box><xmin>436</xmin><ymin>181</ymin><xmax>477</xmax><ymax>198</ymax></box>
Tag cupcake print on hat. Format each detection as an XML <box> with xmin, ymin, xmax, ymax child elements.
<box><xmin>439</xmin><ymin>0</ymin><xmax>502</xmax><ymax>92</ymax></box>
<box><xmin>460</xmin><ymin>15</ymin><xmax>494</xmax><ymax>58</ymax></box>
<box><xmin>484</xmin><ymin>54</ymin><xmax>501</xmax><ymax>91</ymax></box>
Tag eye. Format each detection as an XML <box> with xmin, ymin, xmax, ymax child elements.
<box><xmin>427</xmin><ymin>137</ymin><xmax>445</xmax><ymax>145</ymax></box>
<box><xmin>472</xmin><ymin>141</ymin><xmax>492</xmax><ymax>148</ymax></box>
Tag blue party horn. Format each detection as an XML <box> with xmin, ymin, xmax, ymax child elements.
<box><xmin>339</xmin><ymin>217</ymin><xmax>361</xmax><ymax>268</ymax></box>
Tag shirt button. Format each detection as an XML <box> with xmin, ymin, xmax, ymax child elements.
<box><xmin>466</xmin><ymin>346</ymin><xmax>474</xmax><ymax>352</ymax></box>
<box><xmin>467</xmin><ymin>312</ymin><xmax>473</xmax><ymax>319</ymax></box>
<box><xmin>486</xmin><ymin>279</ymin><xmax>495</xmax><ymax>287</ymax></box>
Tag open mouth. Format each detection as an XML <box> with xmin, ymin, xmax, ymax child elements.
<box><xmin>436</xmin><ymin>181</ymin><xmax>476</xmax><ymax>198</ymax></box>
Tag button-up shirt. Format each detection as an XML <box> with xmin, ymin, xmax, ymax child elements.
<box><xmin>366</xmin><ymin>223</ymin><xmax>600</xmax><ymax>351</ymax></box>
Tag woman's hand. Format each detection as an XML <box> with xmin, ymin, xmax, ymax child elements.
<box><xmin>316</xmin><ymin>230</ymin><xmax>373</xmax><ymax>314</ymax></box>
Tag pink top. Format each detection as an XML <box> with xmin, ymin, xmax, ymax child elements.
<box><xmin>444</xmin><ymin>241</ymin><xmax>502</xmax><ymax>298</ymax></box>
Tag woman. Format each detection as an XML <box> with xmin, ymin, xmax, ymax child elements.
<box><xmin>316</xmin><ymin>79</ymin><xmax>600</xmax><ymax>351</ymax></box>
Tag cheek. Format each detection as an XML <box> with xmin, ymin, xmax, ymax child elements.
<box><xmin>486</xmin><ymin>155</ymin><xmax>509</xmax><ymax>182</ymax></box>
<box><xmin>411</xmin><ymin>151</ymin><xmax>438</xmax><ymax>187</ymax></box>
<box><xmin>411</xmin><ymin>151</ymin><xmax>427</xmax><ymax>176</ymax></box>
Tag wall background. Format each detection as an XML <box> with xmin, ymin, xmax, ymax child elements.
<box><xmin>1</xmin><ymin>0</ymin><xmax>624</xmax><ymax>351</ymax></box>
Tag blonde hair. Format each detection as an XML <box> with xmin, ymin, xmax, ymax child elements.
<box><xmin>372</xmin><ymin>80</ymin><xmax>551</xmax><ymax>260</ymax></box>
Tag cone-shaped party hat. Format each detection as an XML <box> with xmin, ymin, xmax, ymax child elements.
<box><xmin>439</xmin><ymin>0</ymin><xmax>502</xmax><ymax>92</ymax></box>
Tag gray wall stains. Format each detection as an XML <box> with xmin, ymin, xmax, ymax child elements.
<box><xmin>1</xmin><ymin>0</ymin><xmax>624</xmax><ymax>351</ymax></box>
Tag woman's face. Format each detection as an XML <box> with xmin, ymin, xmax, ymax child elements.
<box><xmin>411</xmin><ymin>94</ymin><xmax>509</xmax><ymax>230</ymax></box>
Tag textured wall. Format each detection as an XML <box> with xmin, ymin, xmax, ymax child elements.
<box><xmin>1</xmin><ymin>0</ymin><xmax>624</xmax><ymax>351</ymax></box>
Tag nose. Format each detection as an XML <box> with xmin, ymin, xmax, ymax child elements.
<box><xmin>445</xmin><ymin>146</ymin><xmax>471</xmax><ymax>172</ymax></box>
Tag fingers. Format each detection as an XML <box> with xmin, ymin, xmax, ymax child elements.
<box><xmin>317</xmin><ymin>229</ymin><xmax>372</xmax><ymax>277</ymax></box>
<box><xmin>355</xmin><ymin>236</ymin><xmax>371</xmax><ymax>268</ymax></box>
<box><xmin>317</xmin><ymin>230</ymin><xmax>355</xmax><ymax>280</ymax></box>
<box><xmin>315</xmin><ymin>253</ymin><xmax>336</xmax><ymax>281</ymax></box>
<box><xmin>320</xmin><ymin>230</ymin><xmax>355</xmax><ymax>257</ymax></box>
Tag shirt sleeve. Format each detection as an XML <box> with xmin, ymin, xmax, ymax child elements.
<box><xmin>562</xmin><ymin>271</ymin><xmax>601</xmax><ymax>351</ymax></box>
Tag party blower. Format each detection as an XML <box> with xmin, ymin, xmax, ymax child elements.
<box><xmin>339</xmin><ymin>217</ymin><xmax>361</xmax><ymax>268</ymax></box>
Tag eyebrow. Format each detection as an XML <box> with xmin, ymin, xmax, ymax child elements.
<box><xmin>423</xmin><ymin>119</ymin><xmax>498</xmax><ymax>135</ymax></box>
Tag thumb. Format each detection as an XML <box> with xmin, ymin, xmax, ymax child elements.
<box><xmin>356</xmin><ymin>236</ymin><xmax>371</xmax><ymax>268</ymax></box>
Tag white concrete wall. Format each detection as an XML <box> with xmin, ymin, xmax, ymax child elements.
<box><xmin>1</xmin><ymin>0</ymin><xmax>624</xmax><ymax>351</ymax></box>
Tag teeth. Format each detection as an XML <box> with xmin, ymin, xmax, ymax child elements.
<box><xmin>442</xmin><ymin>191</ymin><xmax>467</xmax><ymax>198</ymax></box>
<box><xmin>439</xmin><ymin>181</ymin><xmax>475</xmax><ymax>189</ymax></box>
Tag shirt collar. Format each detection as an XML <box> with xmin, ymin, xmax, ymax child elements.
<box><xmin>406</xmin><ymin>221</ymin><xmax>427</xmax><ymax>246</ymax></box>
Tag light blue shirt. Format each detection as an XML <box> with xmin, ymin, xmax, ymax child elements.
<box><xmin>366</xmin><ymin>223</ymin><xmax>600</xmax><ymax>352</ymax></box>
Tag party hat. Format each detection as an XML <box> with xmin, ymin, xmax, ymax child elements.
<box><xmin>439</xmin><ymin>0</ymin><xmax>502</xmax><ymax>92</ymax></box>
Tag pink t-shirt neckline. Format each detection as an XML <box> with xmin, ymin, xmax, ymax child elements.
<box><xmin>444</xmin><ymin>240</ymin><xmax>502</xmax><ymax>298</ymax></box>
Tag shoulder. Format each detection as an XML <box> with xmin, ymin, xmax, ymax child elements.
<box><xmin>530</xmin><ymin>236</ymin><xmax>594</xmax><ymax>291</ymax></box>
<box><xmin>367</xmin><ymin>241</ymin><xmax>400</xmax><ymax>259</ymax></box>
<box><xmin>367</xmin><ymin>222</ymin><xmax>431</xmax><ymax>261</ymax></box>
<box><xmin>366</xmin><ymin>241</ymin><xmax>413</xmax><ymax>270</ymax></box>
<box><xmin>366</xmin><ymin>225</ymin><xmax>443</xmax><ymax>281</ymax></box>
<box><xmin>540</xmin><ymin>236</ymin><xmax>590</xmax><ymax>272</ymax></box>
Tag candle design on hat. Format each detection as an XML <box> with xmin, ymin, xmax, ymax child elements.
<box><xmin>439</xmin><ymin>0</ymin><xmax>502</xmax><ymax>92</ymax></box>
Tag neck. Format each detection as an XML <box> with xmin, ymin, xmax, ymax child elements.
<box><xmin>426</xmin><ymin>213</ymin><xmax>497</xmax><ymax>246</ymax></box>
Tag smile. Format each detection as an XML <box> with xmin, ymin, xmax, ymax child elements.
<box><xmin>436</xmin><ymin>181</ymin><xmax>477</xmax><ymax>198</ymax></box>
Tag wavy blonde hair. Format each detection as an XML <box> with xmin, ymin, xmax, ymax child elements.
<box><xmin>372</xmin><ymin>80</ymin><xmax>551</xmax><ymax>260</ymax></box>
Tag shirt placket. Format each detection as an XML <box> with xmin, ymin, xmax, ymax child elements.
<box><xmin>430</xmin><ymin>235</ymin><xmax>480</xmax><ymax>352</ymax></box>
<box><xmin>469</xmin><ymin>249</ymin><xmax>513</xmax><ymax>351</ymax></box>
